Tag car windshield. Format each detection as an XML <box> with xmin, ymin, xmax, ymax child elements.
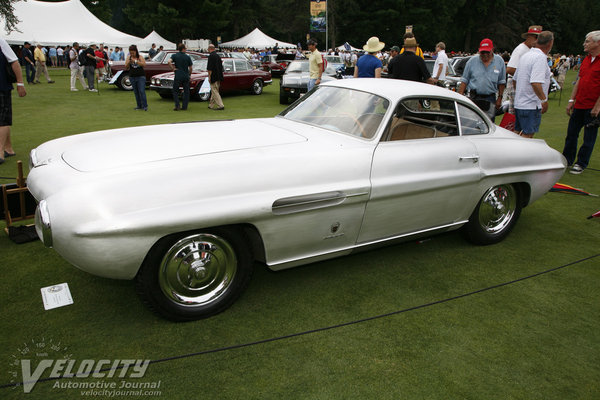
<box><xmin>286</xmin><ymin>61</ymin><xmax>308</xmax><ymax>73</ymax></box>
<box><xmin>425</xmin><ymin>59</ymin><xmax>457</xmax><ymax>76</ymax></box>
<box><xmin>324</xmin><ymin>55</ymin><xmax>343</xmax><ymax>64</ymax></box>
<box><xmin>192</xmin><ymin>59</ymin><xmax>208</xmax><ymax>72</ymax></box>
<box><xmin>279</xmin><ymin>86</ymin><xmax>390</xmax><ymax>139</ymax></box>
<box><xmin>152</xmin><ymin>51</ymin><xmax>167</xmax><ymax>63</ymax></box>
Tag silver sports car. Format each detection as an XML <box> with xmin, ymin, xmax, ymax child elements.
<box><xmin>28</xmin><ymin>79</ymin><xmax>566</xmax><ymax>321</ymax></box>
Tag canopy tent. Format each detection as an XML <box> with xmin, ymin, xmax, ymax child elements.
<box><xmin>219</xmin><ymin>28</ymin><xmax>296</xmax><ymax>50</ymax></box>
<box><xmin>136</xmin><ymin>31</ymin><xmax>176</xmax><ymax>52</ymax></box>
<box><xmin>2</xmin><ymin>0</ymin><xmax>142</xmax><ymax>47</ymax></box>
<box><xmin>336</xmin><ymin>43</ymin><xmax>360</xmax><ymax>52</ymax></box>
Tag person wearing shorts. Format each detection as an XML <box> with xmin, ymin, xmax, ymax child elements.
<box><xmin>513</xmin><ymin>31</ymin><xmax>554</xmax><ymax>138</ymax></box>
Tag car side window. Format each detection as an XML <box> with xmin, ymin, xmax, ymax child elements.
<box><xmin>457</xmin><ymin>103</ymin><xmax>490</xmax><ymax>135</ymax></box>
<box><xmin>223</xmin><ymin>60</ymin><xmax>234</xmax><ymax>72</ymax></box>
<box><xmin>386</xmin><ymin>97</ymin><xmax>459</xmax><ymax>141</ymax></box>
<box><xmin>190</xmin><ymin>54</ymin><xmax>202</xmax><ymax>62</ymax></box>
<box><xmin>235</xmin><ymin>60</ymin><xmax>249</xmax><ymax>72</ymax></box>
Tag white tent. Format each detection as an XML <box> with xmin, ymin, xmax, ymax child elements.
<box><xmin>336</xmin><ymin>43</ymin><xmax>360</xmax><ymax>52</ymax></box>
<box><xmin>3</xmin><ymin>0</ymin><xmax>142</xmax><ymax>47</ymax></box>
<box><xmin>136</xmin><ymin>31</ymin><xmax>176</xmax><ymax>52</ymax></box>
<box><xmin>220</xmin><ymin>28</ymin><xmax>296</xmax><ymax>50</ymax></box>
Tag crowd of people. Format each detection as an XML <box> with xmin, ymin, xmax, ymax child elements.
<box><xmin>1</xmin><ymin>29</ymin><xmax>599</xmax><ymax>172</ymax></box>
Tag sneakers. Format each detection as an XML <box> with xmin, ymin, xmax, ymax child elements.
<box><xmin>89</xmin><ymin>88</ymin><xmax>98</xmax><ymax>92</ymax></box>
<box><xmin>71</xmin><ymin>88</ymin><xmax>78</xmax><ymax>91</ymax></box>
<box><xmin>570</xmin><ymin>164</ymin><xmax>584</xmax><ymax>174</ymax></box>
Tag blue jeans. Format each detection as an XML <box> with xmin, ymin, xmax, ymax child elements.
<box><xmin>562</xmin><ymin>108</ymin><xmax>598</xmax><ymax>168</ymax></box>
<box><xmin>307</xmin><ymin>78</ymin><xmax>317</xmax><ymax>92</ymax></box>
<box><xmin>514</xmin><ymin>108</ymin><xmax>542</xmax><ymax>135</ymax></box>
<box><xmin>25</xmin><ymin>63</ymin><xmax>35</xmax><ymax>83</ymax></box>
<box><xmin>173</xmin><ymin>78</ymin><xmax>190</xmax><ymax>109</ymax></box>
<box><xmin>130</xmin><ymin>76</ymin><xmax>147</xmax><ymax>109</ymax></box>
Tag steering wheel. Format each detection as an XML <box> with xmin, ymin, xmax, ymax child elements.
<box><xmin>338</xmin><ymin>112</ymin><xmax>367</xmax><ymax>137</ymax></box>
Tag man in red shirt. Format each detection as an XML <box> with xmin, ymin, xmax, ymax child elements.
<box><xmin>563</xmin><ymin>30</ymin><xmax>600</xmax><ymax>174</ymax></box>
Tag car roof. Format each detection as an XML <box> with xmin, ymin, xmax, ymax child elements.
<box><xmin>320</xmin><ymin>78</ymin><xmax>467</xmax><ymax>102</ymax></box>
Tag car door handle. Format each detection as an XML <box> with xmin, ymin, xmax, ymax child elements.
<box><xmin>459</xmin><ymin>156</ymin><xmax>479</xmax><ymax>163</ymax></box>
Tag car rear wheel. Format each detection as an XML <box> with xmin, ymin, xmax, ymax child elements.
<box><xmin>279</xmin><ymin>91</ymin><xmax>288</xmax><ymax>105</ymax></box>
<box><xmin>135</xmin><ymin>228</ymin><xmax>253</xmax><ymax>321</ymax></box>
<box><xmin>464</xmin><ymin>184</ymin><xmax>522</xmax><ymax>245</ymax></box>
<box><xmin>118</xmin><ymin>73</ymin><xmax>133</xmax><ymax>91</ymax></box>
<box><xmin>198</xmin><ymin>90</ymin><xmax>211</xmax><ymax>101</ymax></box>
<box><xmin>251</xmin><ymin>79</ymin><xmax>263</xmax><ymax>95</ymax></box>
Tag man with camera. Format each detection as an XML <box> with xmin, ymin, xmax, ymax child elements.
<box><xmin>563</xmin><ymin>30</ymin><xmax>600</xmax><ymax>175</ymax></box>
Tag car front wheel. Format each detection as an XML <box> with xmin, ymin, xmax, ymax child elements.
<box><xmin>251</xmin><ymin>79</ymin><xmax>263</xmax><ymax>95</ymax></box>
<box><xmin>118</xmin><ymin>73</ymin><xmax>133</xmax><ymax>91</ymax></box>
<box><xmin>135</xmin><ymin>228</ymin><xmax>253</xmax><ymax>321</ymax></box>
<box><xmin>464</xmin><ymin>184</ymin><xmax>522</xmax><ymax>245</ymax></box>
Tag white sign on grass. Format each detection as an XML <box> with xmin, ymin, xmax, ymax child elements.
<box><xmin>41</xmin><ymin>283</ymin><xmax>73</xmax><ymax>310</ymax></box>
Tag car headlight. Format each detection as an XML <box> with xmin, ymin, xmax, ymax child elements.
<box><xmin>35</xmin><ymin>200</ymin><xmax>53</xmax><ymax>247</ymax></box>
<box><xmin>29</xmin><ymin>148</ymin><xmax>38</xmax><ymax>169</ymax></box>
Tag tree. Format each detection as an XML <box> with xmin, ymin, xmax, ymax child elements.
<box><xmin>0</xmin><ymin>0</ymin><xmax>19</xmax><ymax>33</ymax></box>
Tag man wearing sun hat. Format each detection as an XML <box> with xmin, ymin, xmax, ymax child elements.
<box><xmin>507</xmin><ymin>25</ymin><xmax>542</xmax><ymax>77</ymax></box>
<box><xmin>387</xmin><ymin>37</ymin><xmax>432</xmax><ymax>83</ymax></box>
<box><xmin>458</xmin><ymin>38</ymin><xmax>506</xmax><ymax>122</ymax></box>
<box><xmin>354</xmin><ymin>37</ymin><xmax>384</xmax><ymax>78</ymax></box>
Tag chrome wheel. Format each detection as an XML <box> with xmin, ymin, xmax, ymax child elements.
<box><xmin>252</xmin><ymin>79</ymin><xmax>263</xmax><ymax>95</ymax></box>
<box><xmin>120</xmin><ymin>73</ymin><xmax>133</xmax><ymax>91</ymax></box>
<box><xmin>477</xmin><ymin>185</ymin><xmax>517</xmax><ymax>234</ymax></box>
<box><xmin>159</xmin><ymin>234</ymin><xmax>237</xmax><ymax>307</ymax></box>
<box><xmin>464</xmin><ymin>183</ymin><xmax>522</xmax><ymax>245</ymax></box>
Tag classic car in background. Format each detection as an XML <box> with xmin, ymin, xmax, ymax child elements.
<box><xmin>149</xmin><ymin>58</ymin><xmax>272</xmax><ymax>100</ymax></box>
<box><xmin>261</xmin><ymin>53</ymin><xmax>296</xmax><ymax>76</ymax></box>
<box><xmin>109</xmin><ymin>50</ymin><xmax>206</xmax><ymax>91</ymax></box>
<box><xmin>279</xmin><ymin>60</ymin><xmax>337</xmax><ymax>104</ymax></box>
<box><xmin>424</xmin><ymin>59</ymin><xmax>462</xmax><ymax>91</ymax></box>
<box><xmin>28</xmin><ymin>79</ymin><xmax>566</xmax><ymax>321</ymax></box>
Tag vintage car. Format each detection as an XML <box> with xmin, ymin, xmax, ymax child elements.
<box><xmin>424</xmin><ymin>59</ymin><xmax>462</xmax><ymax>91</ymax></box>
<box><xmin>149</xmin><ymin>58</ymin><xmax>272</xmax><ymax>100</ymax></box>
<box><xmin>109</xmin><ymin>50</ymin><xmax>206</xmax><ymax>91</ymax></box>
<box><xmin>28</xmin><ymin>79</ymin><xmax>566</xmax><ymax>321</ymax></box>
<box><xmin>261</xmin><ymin>53</ymin><xmax>296</xmax><ymax>76</ymax></box>
<box><xmin>279</xmin><ymin>60</ymin><xmax>337</xmax><ymax>104</ymax></box>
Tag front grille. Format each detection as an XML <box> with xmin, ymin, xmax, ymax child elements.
<box><xmin>160</xmin><ymin>79</ymin><xmax>173</xmax><ymax>88</ymax></box>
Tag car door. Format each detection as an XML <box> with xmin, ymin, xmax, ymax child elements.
<box><xmin>234</xmin><ymin>59</ymin><xmax>253</xmax><ymax>89</ymax></box>
<box><xmin>357</xmin><ymin>97</ymin><xmax>483</xmax><ymax>243</ymax></box>
<box><xmin>220</xmin><ymin>59</ymin><xmax>235</xmax><ymax>92</ymax></box>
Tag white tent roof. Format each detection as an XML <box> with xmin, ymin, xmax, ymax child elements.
<box><xmin>220</xmin><ymin>28</ymin><xmax>296</xmax><ymax>50</ymax></box>
<box><xmin>136</xmin><ymin>31</ymin><xmax>176</xmax><ymax>51</ymax></box>
<box><xmin>3</xmin><ymin>0</ymin><xmax>142</xmax><ymax>47</ymax></box>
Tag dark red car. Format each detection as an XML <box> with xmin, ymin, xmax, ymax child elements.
<box><xmin>149</xmin><ymin>58</ymin><xmax>272</xmax><ymax>100</ymax></box>
<box><xmin>109</xmin><ymin>50</ymin><xmax>206</xmax><ymax>91</ymax></box>
<box><xmin>260</xmin><ymin>53</ymin><xmax>296</xmax><ymax>76</ymax></box>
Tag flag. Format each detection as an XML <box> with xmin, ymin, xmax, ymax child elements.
<box><xmin>550</xmin><ymin>183</ymin><xmax>597</xmax><ymax>196</ymax></box>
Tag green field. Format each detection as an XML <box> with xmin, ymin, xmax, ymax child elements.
<box><xmin>1</xmin><ymin>68</ymin><xmax>599</xmax><ymax>399</ymax></box>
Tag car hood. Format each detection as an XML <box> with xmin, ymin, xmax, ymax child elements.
<box><xmin>152</xmin><ymin>71</ymin><xmax>209</xmax><ymax>81</ymax></box>
<box><xmin>54</xmin><ymin>120</ymin><xmax>307</xmax><ymax>172</ymax></box>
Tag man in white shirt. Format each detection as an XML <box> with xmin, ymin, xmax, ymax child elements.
<box><xmin>513</xmin><ymin>31</ymin><xmax>554</xmax><ymax>138</ymax></box>
<box><xmin>432</xmin><ymin>42</ymin><xmax>448</xmax><ymax>85</ymax></box>
<box><xmin>505</xmin><ymin>25</ymin><xmax>542</xmax><ymax>113</ymax></box>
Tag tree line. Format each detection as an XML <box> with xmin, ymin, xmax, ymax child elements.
<box><xmin>5</xmin><ymin>0</ymin><xmax>600</xmax><ymax>54</ymax></box>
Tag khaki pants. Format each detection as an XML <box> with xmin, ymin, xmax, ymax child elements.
<box><xmin>34</xmin><ymin>61</ymin><xmax>51</xmax><ymax>82</ymax></box>
<box><xmin>70</xmin><ymin>66</ymin><xmax>88</xmax><ymax>90</ymax></box>
<box><xmin>209</xmin><ymin>81</ymin><xmax>224</xmax><ymax>109</ymax></box>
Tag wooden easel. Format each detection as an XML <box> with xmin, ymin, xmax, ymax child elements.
<box><xmin>2</xmin><ymin>161</ymin><xmax>35</xmax><ymax>233</ymax></box>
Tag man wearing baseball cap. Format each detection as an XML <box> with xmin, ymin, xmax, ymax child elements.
<box><xmin>458</xmin><ymin>38</ymin><xmax>506</xmax><ymax>122</ymax></box>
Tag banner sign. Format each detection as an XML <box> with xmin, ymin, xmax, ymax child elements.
<box><xmin>310</xmin><ymin>0</ymin><xmax>326</xmax><ymax>32</ymax></box>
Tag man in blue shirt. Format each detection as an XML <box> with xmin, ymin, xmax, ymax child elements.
<box><xmin>458</xmin><ymin>38</ymin><xmax>506</xmax><ymax>122</ymax></box>
<box><xmin>353</xmin><ymin>36</ymin><xmax>384</xmax><ymax>78</ymax></box>
<box><xmin>168</xmin><ymin>43</ymin><xmax>193</xmax><ymax>111</ymax></box>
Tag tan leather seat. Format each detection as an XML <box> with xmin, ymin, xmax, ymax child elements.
<box><xmin>389</xmin><ymin>118</ymin><xmax>437</xmax><ymax>140</ymax></box>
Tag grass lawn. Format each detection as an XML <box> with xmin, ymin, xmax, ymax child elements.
<box><xmin>0</xmin><ymin>68</ymin><xmax>599</xmax><ymax>399</ymax></box>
